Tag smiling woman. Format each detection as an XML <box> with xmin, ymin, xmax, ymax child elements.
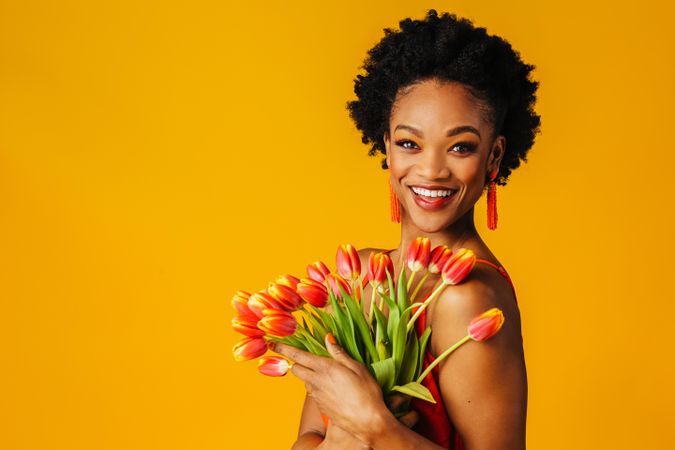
<box><xmin>282</xmin><ymin>8</ymin><xmax>540</xmax><ymax>450</ymax></box>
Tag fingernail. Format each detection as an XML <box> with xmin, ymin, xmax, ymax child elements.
<box><xmin>267</xmin><ymin>341</ymin><xmax>276</xmax><ymax>351</ymax></box>
<box><xmin>326</xmin><ymin>332</ymin><xmax>337</xmax><ymax>345</ymax></box>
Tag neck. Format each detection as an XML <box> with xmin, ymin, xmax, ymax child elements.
<box><xmin>396</xmin><ymin>206</ymin><xmax>480</xmax><ymax>264</ymax></box>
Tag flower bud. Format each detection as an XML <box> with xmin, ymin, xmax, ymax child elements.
<box><xmin>428</xmin><ymin>245</ymin><xmax>452</xmax><ymax>274</ymax></box>
<box><xmin>367</xmin><ymin>252</ymin><xmax>394</xmax><ymax>289</ymax></box>
<box><xmin>232</xmin><ymin>315</ymin><xmax>264</xmax><ymax>338</ymax></box>
<box><xmin>258</xmin><ymin>309</ymin><xmax>297</xmax><ymax>337</ymax></box>
<box><xmin>468</xmin><ymin>307</ymin><xmax>505</xmax><ymax>341</ymax></box>
<box><xmin>441</xmin><ymin>248</ymin><xmax>476</xmax><ymax>285</ymax></box>
<box><xmin>325</xmin><ymin>273</ymin><xmax>352</xmax><ymax>298</ymax></box>
<box><xmin>296</xmin><ymin>277</ymin><xmax>329</xmax><ymax>308</ymax></box>
<box><xmin>306</xmin><ymin>261</ymin><xmax>331</xmax><ymax>283</ymax></box>
<box><xmin>232</xmin><ymin>336</ymin><xmax>267</xmax><ymax>362</ymax></box>
<box><xmin>248</xmin><ymin>290</ymin><xmax>283</xmax><ymax>318</ymax></box>
<box><xmin>407</xmin><ymin>237</ymin><xmax>431</xmax><ymax>272</ymax></box>
<box><xmin>336</xmin><ymin>243</ymin><xmax>361</xmax><ymax>281</ymax></box>
<box><xmin>275</xmin><ymin>274</ymin><xmax>300</xmax><ymax>290</ymax></box>
<box><xmin>258</xmin><ymin>356</ymin><xmax>291</xmax><ymax>377</ymax></box>
<box><xmin>268</xmin><ymin>283</ymin><xmax>304</xmax><ymax>311</ymax></box>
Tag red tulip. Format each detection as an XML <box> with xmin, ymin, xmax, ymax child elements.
<box><xmin>248</xmin><ymin>290</ymin><xmax>283</xmax><ymax>318</ymax></box>
<box><xmin>232</xmin><ymin>336</ymin><xmax>267</xmax><ymax>362</ymax></box>
<box><xmin>307</xmin><ymin>261</ymin><xmax>331</xmax><ymax>283</ymax></box>
<box><xmin>336</xmin><ymin>243</ymin><xmax>361</xmax><ymax>281</ymax></box>
<box><xmin>258</xmin><ymin>309</ymin><xmax>297</xmax><ymax>337</ymax></box>
<box><xmin>232</xmin><ymin>315</ymin><xmax>265</xmax><ymax>337</ymax></box>
<box><xmin>325</xmin><ymin>273</ymin><xmax>352</xmax><ymax>298</ymax></box>
<box><xmin>367</xmin><ymin>252</ymin><xmax>394</xmax><ymax>288</ymax></box>
<box><xmin>258</xmin><ymin>356</ymin><xmax>291</xmax><ymax>377</ymax></box>
<box><xmin>441</xmin><ymin>248</ymin><xmax>476</xmax><ymax>285</ymax></box>
<box><xmin>407</xmin><ymin>237</ymin><xmax>431</xmax><ymax>272</ymax></box>
<box><xmin>275</xmin><ymin>274</ymin><xmax>300</xmax><ymax>290</ymax></box>
<box><xmin>468</xmin><ymin>307</ymin><xmax>505</xmax><ymax>341</ymax></box>
<box><xmin>268</xmin><ymin>283</ymin><xmax>304</xmax><ymax>311</ymax></box>
<box><xmin>296</xmin><ymin>277</ymin><xmax>329</xmax><ymax>308</ymax></box>
<box><xmin>428</xmin><ymin>245</ymin><xmax>453</xmax><ymax>274</ymax></box>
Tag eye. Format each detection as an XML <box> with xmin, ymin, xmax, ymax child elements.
<box><xmin>395</xmin><ymin>139</ymin><xmax>419</xmax><ymax>150</ymax></box>
<box><xmin>450</xmin><ymin>142</ymin><xmax>477</xmax><ymax>154</ymax></box>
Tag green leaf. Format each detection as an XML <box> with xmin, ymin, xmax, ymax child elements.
<box><xmin>391</xmin><ymin>382</ymin><xmax>436</xmax><ymax>404</ymax></box>
<box><xmin>297</xmin><ymin>328</ymin><xmax>330</xmax><ymax>357</ymax></box>
<box><xmin>373</xmin><ymin>306</ymin><xmax>389</xmax><ymax>348</ymax></box>
<box><xmin>416</xmin><ymin>327</ymin><xmax>432</xmax><ymax>379</ymax></box>
<box><xmin>329</xmin><ymin>295</ymin><xmax>364</xmax><ymax>364</ymax></box>
<box><xmin>398</xmin><ymin>332</ymin><xmax>419</xmax><ymax>385</ymax></box>
<box><xmin>397</xmin><ymin>267</ymin><xmax>410</xmax><ymax>311</ymax></box>
<box><xmin>339</xmin><ymin>284</ymin><xmax>379</xmax><ymax>363</ymax></box>
<box><xmin>391</xmin><ymin>310</ymin><xmax>407</xmax><ymax>376</ymax></box>
<box><xmin>371</xmin><ymin>357</ymin><xmax>396</xmax><ymax>393</ymax></box>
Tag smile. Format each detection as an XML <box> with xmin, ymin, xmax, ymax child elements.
<box><xmin>409</xmin><ymin>186</ymin><xmax>457</xmax><ymax>211</ymax></box>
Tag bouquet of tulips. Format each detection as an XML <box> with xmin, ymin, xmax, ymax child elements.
<box><xmin>231</xmin><ymin>237</ymin><xmax>505</xmax><ymax>410</ymax></box>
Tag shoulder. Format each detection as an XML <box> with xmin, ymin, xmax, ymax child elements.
<box><xmin>427</xmin><ymin>263</ymin><xmax>522</xmax><ymax>355</ymax></box>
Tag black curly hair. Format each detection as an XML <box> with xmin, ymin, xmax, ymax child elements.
<box><xmin>346</xmin><ymin>9</ymin><xmax>541</xmax><ymax>187</ymax></box>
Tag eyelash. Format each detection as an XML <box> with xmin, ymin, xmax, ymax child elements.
<box><xmin>395</xmin><ymin>139</ymin><xmax>476</xmax><ymax>154</ymax></box>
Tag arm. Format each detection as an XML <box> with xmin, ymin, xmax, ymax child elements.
<box><xmin>291</xmin><ymin>394</ymin><xmax>326</xmax><ymax>450</ymax></box>
<box><xmin>370</xmin><ymin>271</ymin><xmax>528</xmax><ymax>449</ymax></box>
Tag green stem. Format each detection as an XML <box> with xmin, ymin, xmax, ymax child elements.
<box><xmin>410</xmin><ymin>272</ymin><xmax>430</xmax><ymax>303</ymax></box>
<box><xmin>416</xmin><ymin>334</ymin><xmax>472</xmax><ymax>383</ymax></box>
<box><xmin>406</xmin><ymin>269</ymin><xmax>417</xmax><ymax>292</ymax></box>
<box><xmin>406</xmin><ymin>282</ymin><xmax>448</xmax><ymax>332</ymax></box>
<box><xmin>367</xmin><ymin>286</ymin><xmax>377</xmax><ymax>325</ymax></box>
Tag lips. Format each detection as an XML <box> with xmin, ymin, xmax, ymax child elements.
<box><xmin>409</xmin><ymin>186</ymin><xmax>456</xmax><ymax>211</ymax></box>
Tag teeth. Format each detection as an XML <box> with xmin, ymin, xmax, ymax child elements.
<box><xmin>411</xmin><ymin>186</ymin><xmax>455</xmax><ymax>198</ymax></box>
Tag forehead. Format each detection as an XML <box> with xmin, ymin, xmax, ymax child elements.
<box><xmin>389</xmin><ymin>79</ymin><xmax>491</xmax><ymax>132</ymax></box>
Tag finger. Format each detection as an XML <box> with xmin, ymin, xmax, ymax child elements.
<box><xmin>398</xmin><ymin>410</ymin><xmax>419</xmax><ymax>429</ymax></box>
<box><xmin>290</xmin><ymin>363</ymin><xmax>319</xmax><ymax>385</ymax></box>
<box><xmin>386</xmin><ymin>393</ymin><xmax>410</xmax><ymax>411</ymax></box>
<box><xmin>324</xmin><ymin>332</ymin><xmax>362</xmax><ymax>373</ymax></box>
<box><xmin>271</xmin><ymin>342</ymin><xmax>323</xmax><ymax>370</ymax></box>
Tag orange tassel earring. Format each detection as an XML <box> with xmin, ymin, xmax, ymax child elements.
<box><xmin>487</xmin><ymin>169</ymin><xmax>498</xmax><ymax>230</ymax></box>
<box><xmin>389</xmin><ymin>179</ymin><xmax>401</xmax><ymax>223</ymax></box>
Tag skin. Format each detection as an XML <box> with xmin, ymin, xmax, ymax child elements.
<box><xmin>274</xmin><ymin>77</ymin><xmax>528</xmax><ymax>449</ymax></box>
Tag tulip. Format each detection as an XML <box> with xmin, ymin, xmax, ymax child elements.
<box><xmin>232</xmin><ymin>315</ymin><xmax>265</xmax><ymax>338</ymax></box>
<box><xmin>325</xmin><ymin>273</ymin><xmax>352</xmax><ymax>298</ymax></box>
<box><xmin>268</xmin><ymin>283</ymin><xmax>304</xmax><ymax>311</ymax></box>
<box><xmin>232</xmin><ymin>336</ymin><xmax>267</xmax><ymax>362</ymax></box>
<box><xmin>367</xmin><ymin>252</ymin><xmax>394</xmax><ymax>289</ymax></box>
<box><xmin>258</xmin><ymin>309</ymin><xmax>297</xmax><ymax>337</ymax></box>
<box><xmin>407</xmin><ymin>237</ymin><xmax>431</xmax><ymax>272</ymax></box>
<box><xmin>416</xmin><ymin>308</ymin><xmax>505</xmax><ymax>383</ymax></box>
<box><xmin>307</xmin><ymin>261</ymin><xmax>331</xmax><ymax>283</ymax></box>
<box><xmin>428</xmin><ymin>245</ymin><xmax>453</xmax><ymax>274</ymax></box>
<box><xmin>275</xmin><ymin>274</ymin><xmax>300</xmax><ymax>290</ymax></box>
<box><xmin>258</xmin><ymin>356</ymin><xmax>291</xmax><ymax>377</ymax></box>
<box><xmin>441</xmin><ymin>248</ymin><xmax>476</xmax><ymax>285</ymax></box>
<box><xmin>248</xmin><ymin>290</ymin><xmax>283</xmax><ymax>318</ymax></box>
<box><xmin>468</xmin><ymin>307</ymin><xmax>505</xmax><ymax>341</ymax></box>
<box><xmin>232</xmin><ymin>290</ymin><xmax>253</xmax><ymax>316</ymax></box>
<box><xmin>336</xmin><ymin>243</ymin><xmax>361</xmax><ymax>281</ymax></box>
<box><xmin>296</xmin><ymin>277</ymin><xmax>329</xmax><ymax>308</ymax></box>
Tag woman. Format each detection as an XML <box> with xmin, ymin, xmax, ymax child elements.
<box><xmin>272</xmin><ymin>9</ymin><xmax>540</xmax><ymax>449</ymax></box>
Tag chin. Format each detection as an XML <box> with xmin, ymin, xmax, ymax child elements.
<box><xmin>408</xmin><ymin>213</ymin><xmax>454</xmax><ymax>233</ymax></box>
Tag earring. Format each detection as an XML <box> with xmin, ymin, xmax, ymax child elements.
<box><xmin>487</xmin><ymin>169</ymin><xmax>498</xmax><ymax>230</ymax></box>
<box><xmin>389</xmin><ymin>179</ymin><xmax>401</xmax><ymax>223</ymax></box>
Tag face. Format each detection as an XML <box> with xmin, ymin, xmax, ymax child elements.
<box><xmin>384</xmin><ymin>78</ymin><xmax>506</xmax><ymax>233</ymax></box>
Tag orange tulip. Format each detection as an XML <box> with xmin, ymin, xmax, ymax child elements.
<box><xmin>248</xmin><ymin>290</ymin><xmax>283</xmax><ymax>318</ymax></box>
<box><xmin>232</xmin><ymin>315</ymin><xmax>265</xmax><ymax>338</ymax></box>
<box><xmin>268</xmin><ymin>283</ymin><xmax>304</xmax><ymax>311</ymax></box>
<box><xmin>258</xmin><ymin>356</ymin><xmax>291</xmax><ymax>377</ymax></box>
<box><xmin>258</xmin><ymin>309</ymin><xmax>297</xmax><ymax>337</ymax></box>
<box><xmin>275</xmin><ymin>274</ymin><xmax>300</xmax><ymax>290</ymax></box>
<box><xmin>468</xmin><ymin>307</ymin><xmax>505</xmax><ymax>341</ymax></box>
<box><xmin>367</xmin><ymin>251</ymin><xmax>394</xmax><ymax>288</ymax></box>
<box><xmin>336</xmin><ymin>243</ymin><xmax>361</xmax><ymax>281</ymax></box>
<box><xmin>325</xmin><ymin>273</ymin><xmax>352</xmax><ymax>298</ymax></box>
<box><xmin>441</xmin><ymin>248</ymin><xmax>476</xmax><ymax>285</ymax></box>
<box><xmin>307</xmin><ymin>261</ymin><xmax>331</xmax><ymax>283</ymax></box>
<box><xmin>232</xmin><ymin>290</ymin><xmax>253</xmax><ymax>316</ymax></box>
<box><xmin>428</xmin><ymin>245</ymin><xmax>453</xmax><ymax>274</ymax></box>
<box><xmin>407</xmin><ymin>237</ymin><xmax>431</xmax><ymax>272</ymax></box>
<box><xmin>296</xmin><ymin>277</ymin><xmax>329</xmax><ymax>308</ymax></box>
<box><xmin>232</xmin><ymin>336</ymin><xmax>267</xmax><ymax>362</ymax></box>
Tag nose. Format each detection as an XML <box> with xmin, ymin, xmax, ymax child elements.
<box><xmin>417</xmin><ymin>147</ymin><xmax>451</xmax><ymax>180</ymax></box>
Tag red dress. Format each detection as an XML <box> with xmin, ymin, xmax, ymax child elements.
<box><xmin>383</xmin><ymin>249</ymin><xmax>519</xmax><ymax>449</ymax></box>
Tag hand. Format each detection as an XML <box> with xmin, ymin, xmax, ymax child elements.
<box><xmin>318</xmin><ymin>422</ymin><xmax>370</xmax><ymax>450</ymax></box>
<box><xmin>271</xmin><ymin>334</ymin><xmax>388</xmax><ymax>446</ymax></box>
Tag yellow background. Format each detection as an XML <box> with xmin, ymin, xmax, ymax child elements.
<box><xmin>2</xmin><ymin>1</ymin><xmax>674</xmax><ymax>449</ymax></box>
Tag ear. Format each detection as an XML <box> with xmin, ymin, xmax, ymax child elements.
<box><xmin>384</xmin><ymin>131</ymin><xmax>391</xmax><ymax>168</ymax></box>
<box><xmin>488</xmin><ymin>135</ymin><xmax>506</xmax><ymax>175</ymax></box>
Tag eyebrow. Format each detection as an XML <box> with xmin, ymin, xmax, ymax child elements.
<box><xmin>394</xmin><ymin>124</ymin><xmax>481</xmax><ymax>139</ymax></box>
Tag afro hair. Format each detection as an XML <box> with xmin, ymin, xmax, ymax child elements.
<box><xmin>346</xmin><ymin>9</ymin><xmax>541</xmax><ymax>186</ymax></box>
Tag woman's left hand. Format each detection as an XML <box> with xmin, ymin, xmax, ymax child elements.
<box><xmin>270</xmin><ymin>334</ymin><xmax>388</xmax><ymax>446</ymax></box>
